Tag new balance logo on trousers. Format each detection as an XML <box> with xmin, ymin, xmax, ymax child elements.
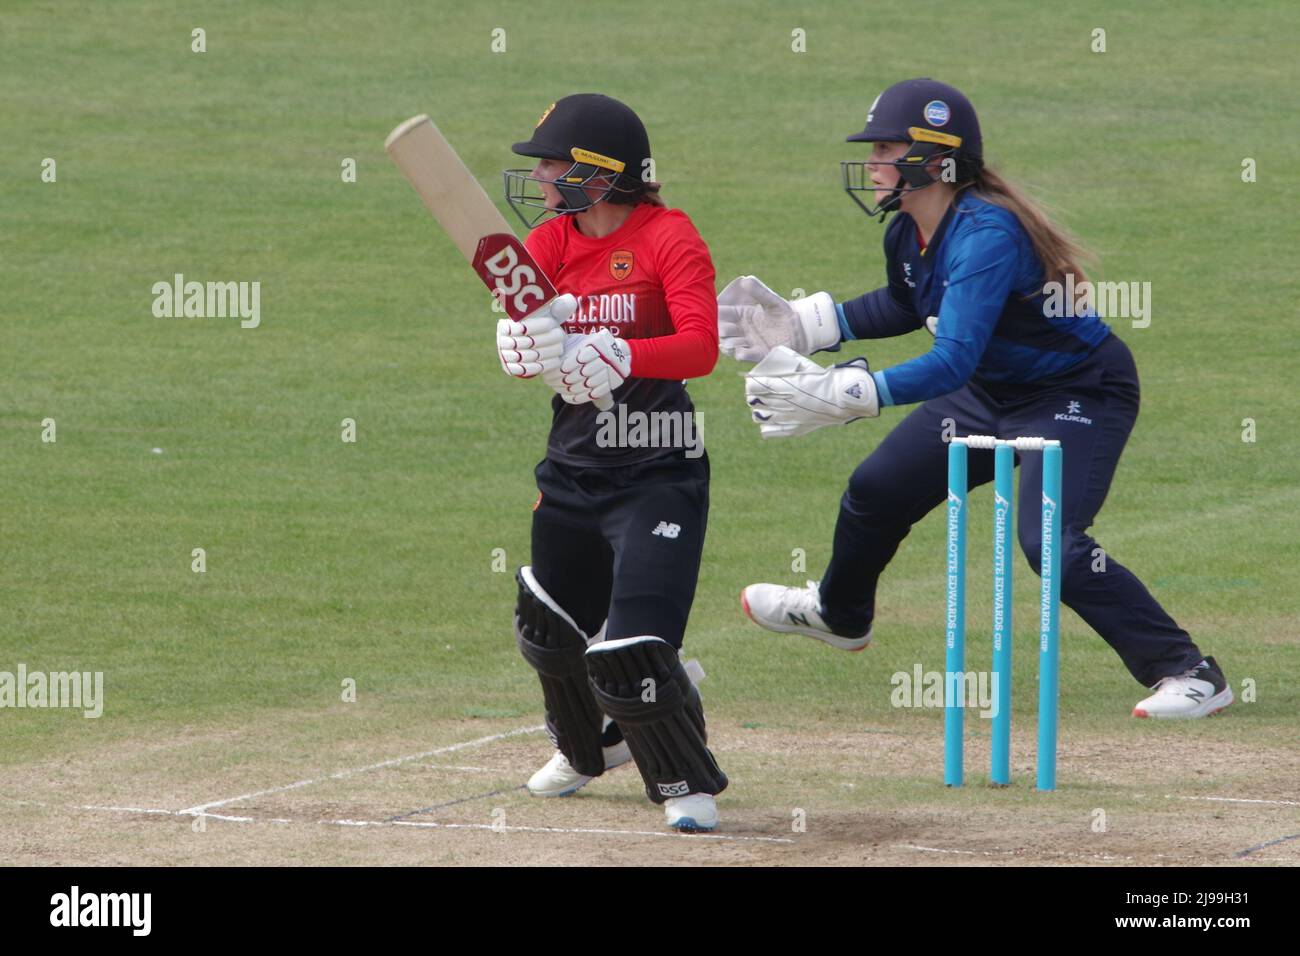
<box><xmin>652</xmin><ymin>522</ymin><xmax>681</xmax><ymax>538</ymax></box>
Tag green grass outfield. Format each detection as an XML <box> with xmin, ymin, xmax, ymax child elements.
<box><xmin>2</xmin><ymin>0</ymin><xmax>1297</xmax><ymax>832</ymax></box>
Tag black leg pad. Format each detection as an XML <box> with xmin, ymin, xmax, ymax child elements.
<box><xmin>514</xmin><ymin>566</ymin><xmax>605</xmax><ymax>777</ymax></box>
<box><xmin>585</xmin><ymin>636</ymin><xmax>727</xmax><ymax>804</ymax></box>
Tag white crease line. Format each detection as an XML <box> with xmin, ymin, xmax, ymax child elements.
<box><xmin>46</xmin><ymin>802</ymin><xmax>1300</xmax><ymax>855</ymax></box>
<box><xmin>386</xmin><ymin>820</ymin><xmax>794</xmax><ymax>843</ymax></box>
<box><xmin>77</xmin><ymin>805</ymin><xmax>175</xmax><ymax>816</ymax></box>
<box><xmin>900</xmin><ymin>843</ymin><xmax>1133</xmax><ymax>862</ymax></box>
<box><xmin>420</xmin><ymin>764</ymin><xmax>495</xmax><ymax>773</ymax></box>
<box><xmin>1172</xmin><ymin>795</ymin><xmax>1300</xmax><ymax>808</ymax></box>
<box><xmin>181</xmin><ymin>724</ymin><xmax>545</xmax><ymax>814</ymax></box>
<box><xmin>59</xmin><ymin>803</ymin><xmax>793</xmax><ymax>844</ymax></box>
<box><xmin>75</xmin><ymin>805</ymin><xmax>288</xmax><ymax>824</ymax></box>
<box><xmin>4</xmin><ymin>798</ymin><xmax>52</xmax><ymax>809</ymax></box>
<box><xmin>900</xmin><ymin>844</ymin><xmax>981</xmax><ymax>855</ymax></box>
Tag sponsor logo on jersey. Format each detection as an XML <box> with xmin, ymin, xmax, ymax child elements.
<box><xmin>570</xmin><ymin>292</ymin><xmax>637</xmax><ymax>329</ymax></box>
<box><xmin>609</xmin><ymin>250</ymin><xmax>634</xmax><ymax>281</ymax></box>
<box><xmin>924</xmin><ymin>100</ymin><xmax>950</xmax><ymax>126</ymax></box>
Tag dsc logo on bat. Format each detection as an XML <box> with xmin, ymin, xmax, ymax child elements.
<box><xmin>474</xmin><ymin>234</ymin><xmax>554</xmax><ymax>320</ymax></box>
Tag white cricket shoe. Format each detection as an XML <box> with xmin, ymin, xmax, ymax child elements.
<box><xmin>1133</xmin><ymin>657</ymin><xmax>1234</xmax><ymax>719</ymax></box>
<box><xmin>526</xmin><ymin>741</ymin><xmax>632</xmax><ymax>798</ymax></box>
<box><xmin>740</xmin><ymin>581</ymin><xmax>872</xmax><ymax>651</ymax></box>
<box><xmin>665</xmin><ymin>793</ymin><xmax>718</xmax><ymax>832</ymax></box>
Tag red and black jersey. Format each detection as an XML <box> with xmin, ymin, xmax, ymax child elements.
<box><xmin>525</xmin><ymin>203</ymin><xmax>718</xmax><ymax>467</ymax></box>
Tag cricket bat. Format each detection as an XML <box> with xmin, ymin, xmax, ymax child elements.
<box><xmin>385</xmin><ymin>114</ymin><xmax>611</xmax><ymax>410</ymax></box>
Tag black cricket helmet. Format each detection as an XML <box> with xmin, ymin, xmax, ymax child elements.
<box><xmin>841</xmin><ymin>78</ymin><xmax>983</xmax><ymax>221</ymax></box>
<box><xmin>506</xmin><ymin>93</ymin><xmax>652</xmax><ymax>228</ymax></box>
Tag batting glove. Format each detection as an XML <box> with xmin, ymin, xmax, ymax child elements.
<box><xmin>496</xmin><ymin>293</ymin><xmax>577</xmax><ymax>378</ymax></box>
<box><xmin>717</xmin><ymin>275</ymin><xmax>840</xmax><ymax>362</ymax></box>
<box><xmin>548</xmin><ymin>329</ymin><xmax>632</xmax><ymax>405</ymax></box>
<box><xmin>744</xmin><ymin>345</ymin><xmax>879</xmax><ymax>439</ymax></box>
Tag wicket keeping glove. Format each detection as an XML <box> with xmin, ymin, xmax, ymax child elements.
<box><xmin>547</xmin><ymin>329</ymin><xmax>631</xmax><ymax>405</ymax></box>
<box><xmin>717</xmin><ymin>275</ymin><xmax>840</xmax><ymax>362</ymax></box>
<box><xmin>496</xmin><ymin>293</ymin><xmax>577</xmax><ymax>378</ymax></box>
<box><xmin>744</xmin><ymin>345</ymin><xmax>879</xmax><ymax>439</ymax></box>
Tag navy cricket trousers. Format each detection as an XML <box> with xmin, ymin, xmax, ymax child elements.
<box><xmin>530</xmin><ymin>452</ymin><xmax>710</xmax><ymax>649</ymax></box>
<box><xmin>818</xmin><ymin>333</ymin><xmax>1204</xmax><ymax>687</ymax></box>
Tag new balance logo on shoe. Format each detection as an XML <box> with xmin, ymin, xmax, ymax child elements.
<box><xmin>652</xmin><ymin>522</ymin><xmax>681</xmax><ymax>538</ymax></box>
<box><xmin>788</xmin><ymin>612</ymin><xmax>810</xmax><ymax>627</ymax></box>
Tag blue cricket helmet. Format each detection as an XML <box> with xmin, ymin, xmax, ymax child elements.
<box><xmin>842</xmin><ymin>78</ymin><xmax>983</xmax><ymax>220</ymax></box>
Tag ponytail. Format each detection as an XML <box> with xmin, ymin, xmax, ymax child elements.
<box><xmin>955</xmin><ymin>163</ymin><xmax>1093</xmax><ymax>287</ymax></box>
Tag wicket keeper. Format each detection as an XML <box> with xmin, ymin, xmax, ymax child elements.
<box><xmin>719</xmin><ymin>79</ymin><xmax>1233</xmax><ymax>721</ymax></box>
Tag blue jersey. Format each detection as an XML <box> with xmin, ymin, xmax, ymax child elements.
<box><xmin>836</xmin><ymin>195</ymin><xmax>1111</xmax><ymax>406</ymax></box>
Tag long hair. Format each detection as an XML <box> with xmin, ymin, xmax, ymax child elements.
<box><xmin>954</xmin><ymin>157</ymin><xmax>1092</xmax><ymax>286</ymax></box>
<box><xmin>608</xmin><ymin>173</ymin><xmax>665</xmax><ymax>207</ymax></box>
